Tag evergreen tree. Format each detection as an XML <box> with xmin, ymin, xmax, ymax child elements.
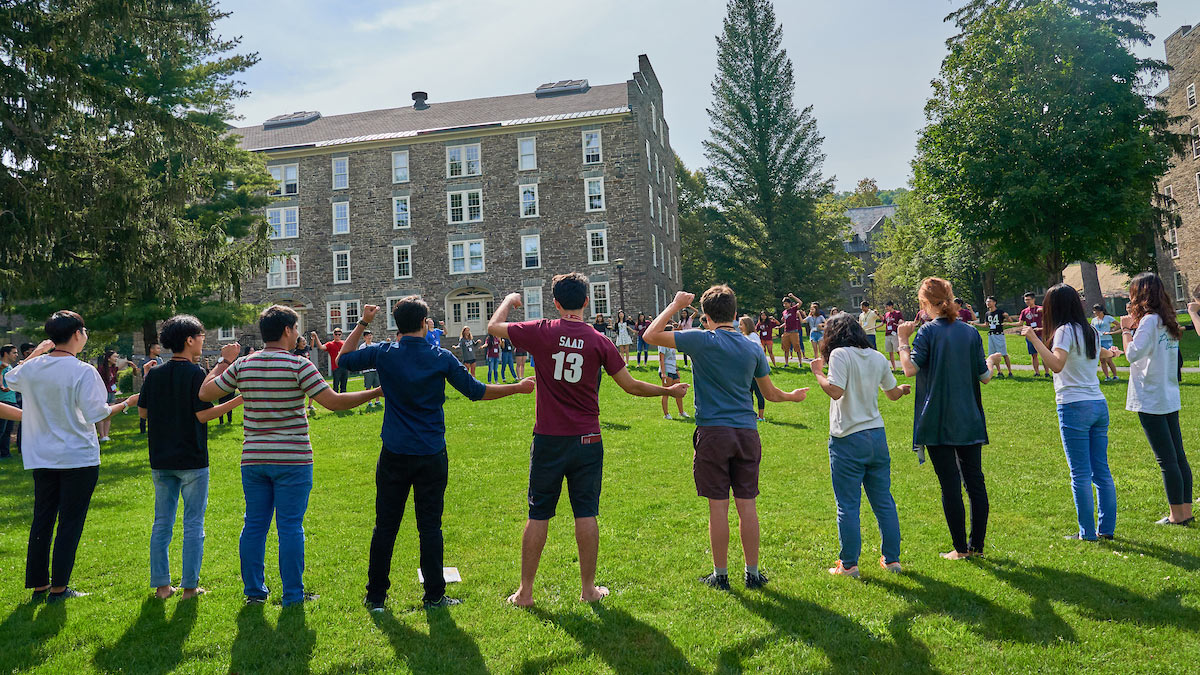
<box><xmin>703</xmin><ymin>0</ymin><xmax>850</xmax><ymax>304</ymax></box>
<box><xmin>0</xmin><ymin>1</ymin><xmax>271</xmax><ymax>343</ymax></box>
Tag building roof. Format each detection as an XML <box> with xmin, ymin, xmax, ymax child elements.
<box><xmin>845</xmin><ymin>204</ymin><xmax>898</xmax><ymax>241</ymax></box>
<box><xmin>229</xmin><ymin>83</ymin><xmax>632</xmax><ymax>152</ymax></box>
<box><xmin>1062</xmin><ymin>263</ymin><xmax>1131</xmax><ymax>299</ymax></box>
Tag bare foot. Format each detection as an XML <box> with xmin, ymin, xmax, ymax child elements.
<box><xmin>940</xmin><ymin>551</ymin><xmax>970</xmax><ymax>561</ymax></box>
<box><xmin>580</xmin><ymin>585</ymin><xmax>609</xmax><ymax>603</ymax></box>
<box><xmin>181</xmin><ymin>587</ymin><xmax>206</xmax><ymax>600</ymax></box>
<box><xmin>507</xmin><ymin>591</ymin><xmax>534</xmax><ymax>607</ymax></box>
<box><xmin>155</xmin><ymin>586</ymin><xmax>177</xmax><ymax>599</ymax></box>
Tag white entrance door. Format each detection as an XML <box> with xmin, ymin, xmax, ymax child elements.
<box><xmin>446</xmin><ymin>288</ymin><xmax>494</xmax><ymax>340</ymax></box>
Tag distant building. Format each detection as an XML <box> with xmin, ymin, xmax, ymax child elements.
<box><xmin>214</xmin><ymin>55</ymin><xmax>680</xmax><ymax>360</ymax></box>
<box><xmin>1156</xmin><ymin>22</ymin><xmax>1200</xmax><ymax>308</ymax></box>
<box><xmin>841</xmin><ymin>204</ymin><xmax>897</xmax><ymax>307</ymax></box>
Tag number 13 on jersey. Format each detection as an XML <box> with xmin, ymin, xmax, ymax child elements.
<box><xmin>550</xmin><ymin>351</ymin><xmax>583</xmax><ymax>383</ymax></box>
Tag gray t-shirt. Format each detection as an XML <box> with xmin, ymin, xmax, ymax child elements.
<box><xmin>458</xmin><ymin>338</ymin><xmax>477</xmax><ymax>362</ymax></box>
<box><xmin>658</xmin><ymin>345</ymin><xmax>678</xmax><ymax>374</ymax></box>
<box><xmin>674</xmin><ymin>328</ymin><xmax>770</xmax><ymax>429</ymax></box>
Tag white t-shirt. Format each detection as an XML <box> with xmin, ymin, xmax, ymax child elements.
<box><xmin>1125</xmin><ymin>313</ymin><xmax>1181</xmax><ymax>414</ymax></box>
<box><xmin>1051</xmin><ymin>324</ymin><xmax>1105</xmax><ymax>405</ymax></box>
<box><xmin>658</xmin><ymin>345</ymin><xmax>678</xmax><ymax>373</ymax></box>
<box><xmin>357</xmin><ymin>341</ymin><xmax>376</xmax><ymax>372</ymax></box>
<box><xmin>826</xmin><ymin>347</ymin><xmax>897</xmax><ymax>438</ymax></box>
<box><xmin>5</xmin><ymin>355</ymin><xmax>111</xmax><ymax>469</ymax></box>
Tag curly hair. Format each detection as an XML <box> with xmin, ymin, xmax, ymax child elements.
<box><xmin>819</xmin><ymin>313</ymin><xmax>874</xmax><ymax>362</ymax></box>
<box><xmin>1128</xmin><ymin>272</ymin><xmax>1182</xmax><ymax>340</ymax></box>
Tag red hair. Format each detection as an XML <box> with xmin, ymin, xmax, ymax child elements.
<box><xmin>918</xmin><ymin>277</ymin><xmax>958</xmax><ymax>321</ymax></box>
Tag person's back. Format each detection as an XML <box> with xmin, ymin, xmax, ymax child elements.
<box><xmin>828</xmin><ymin>347</ymin><xmax>893</xmax><ymax>438</ymax></box>
<box><xmin>911</xmin><ymin>317</ymin><xmax>989</xmax><ymax>447</ymax></box>
<box><xmin>1125</xmin><ymin>312</ymin><xmax>1180</xmax><ymax>414</ymax></box>
<box><xmin>8</xmin><ymin>356</ymin><xmax>109</xmax><ymax>469</ymax></box>
<box><xmin>679</xmin><ymin>329</ymin><xmax>767</xmax><ymax>428</ymax></box>
<box><xmin>218</xmin><ymin>348</ymin><xmax>327</xmax><ymax>466</ymax></box>
<box><xmin>141</xmin><ymin>360</ymin><xmax>211</xmax><ymax>469</ymax></box>
<box><xmin>1052</xmin><ymin>324</ymin><xmax>1103</xmax><ymax>406</ymax></box>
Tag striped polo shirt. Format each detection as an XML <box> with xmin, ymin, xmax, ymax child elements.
<box><xmin>215</xmin><ymin>348</ymin><xmax>330</xmax><ymax>465</ymax></box>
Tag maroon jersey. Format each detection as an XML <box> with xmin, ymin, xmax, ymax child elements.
<box><xmin>1020</xmin><ymin>306</ymin><xmax>1044</xmax><ymax>336</ymax></box>
<box><xmin>915</xmin><ymin>309</ymin><xmax>930</xmax><ymax>325</ymax></box>
<box><xmin>957</xmin><ymin>308</ymin><xmax>974</xmax><ymax>322</ymax></box>
<box><xmin>756</xmin><ymin>318</ymin><xmax>779</xmax><ymax>341</ymax></box>
<box><xmin>781</xmin><ymin>306</ymin><xmax>804</xmax><ymax>331</ymax></box>
<box><xmin>884</xmin><ymin>310</ymin><xmax>903</xmax><ymax>336</ymax></box>
<box><xmin>636</xmin><ymin>320</ymin><xmax>651</xmax><ymax>336</ymax></box>
<box><xmin>507</xmin><ymin>319</ymin><xmax>626</xmax><ymax>436</ymax></box>
<box><xmin>485</xmin><ymin>336</ymin><xmax>501</xmax><ymax>359</ymax></box>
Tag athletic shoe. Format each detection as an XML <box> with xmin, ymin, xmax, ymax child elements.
<box><xmin>745</xmin><ymin>571</ymin><xmax>769</xmax><ymax>589</ymax></box>
<box><xmin>1098</xmin><ymin>534</ymin><xmax>1115</xmax><ymax>540</ymax></box>
<box><xmin>879</xmin><ymin>557</ymin><xmax>902</xmax><ymax>573</ymax></box>
<box><xmin>700</xmin><ymin>572</ymin><xmax>731</xmax><ymax>591</ymax></box>
<box><xmin>828</xmin><ymin>562</ymin><xmax>859</xmax><ymax>578</ymax></box>
<box><xmin>1062</xmin><ymin>534</ymin><xmax>1098</xmax><ymax>541</ymax></box>
<box><xmin>680</xmin><ymin>412</ymin><xmax>690</xmax><ymax>418</ymax></box>
<box><xmin>423</xmin><ymin>596</ymin><xmax>462</xmax><ymax>609</ymax></box>
<box><xmin>664</xmin><ymin>414</ymin><xmax>673</xmax><ymax>420</ymax></box>
<box><xmin>98</xmin><ymin>436</ymin><xmax>110</xmax><ymax>443</ymax></box>
<box><xmin>30</xmin><ymin>588</ymin><xmax>49</xmax><ymax>602</ymax></box>
<box><xmin>1156</xmin><ymin>516</ymin><xmax>1194</xmax><ymax>526</ymax></box>
<box><xmin>46</xmin><ymin>588</ymin><xmax>88</xmax><ymax>603</ymax></box>
<box><xmin>244</xmin><ymin>595</ymin><xmax>267</xmax><ymax>605</ymax></box>
<box><xmin>756</xmin><ymin>417</ymin><xmax>766</xmax><ymax>423</ymax></box>
<box><xmin>363</xmin><ymin>596</ymin><xmax>386</xmax><ymax>612</ymax></box>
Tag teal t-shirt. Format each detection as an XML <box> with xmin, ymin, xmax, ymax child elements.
<box><xmin>673</xmin><ymin>328</ymin><xmax>770</xmax><ymax>429</ymax></box>
<box><xmin>0</xmin><ymin>365</ymin><xmax>16</xmax><ymax>404</ymax></box>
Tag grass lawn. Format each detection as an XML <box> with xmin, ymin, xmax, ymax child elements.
<box><xmin>0</xmin><ymin>363</ymin><xmax>1198</xmax><ymax>674</ymax></box>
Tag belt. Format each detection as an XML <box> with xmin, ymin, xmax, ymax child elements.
<box><xmin>580</xmin><ymin>433</ymin><xmax>602</xmax><ymax>445</ymax></box>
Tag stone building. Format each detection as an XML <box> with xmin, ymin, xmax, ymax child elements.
<box><xmin>1157</xmin><ymin>22</ymin><xmax>1200</xmax><ymax>308</ymax></box>
<box><xmin>842</xmin><ymin>204</ymin><xmax>897</xmax><ymax>307</ymax></box>
<box><xmin>217</xmin><ymin>55</ymin><xmax>680</xmax><ymax>356</ymax></box>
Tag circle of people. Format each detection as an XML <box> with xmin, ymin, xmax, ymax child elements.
<box><xmin>0</xmin><ymin>270</ymin><xmax>1190</xmax><ymax>606</ymax></box>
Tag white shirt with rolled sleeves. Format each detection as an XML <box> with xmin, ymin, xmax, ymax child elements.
<box><xmin>826</xmin><ymin>346</ymin><xmax>896</xmax><ymax>438</ymax></box>
<box><xmin>4</xmin><ymin>356</ymin><xmax>112</xmax><ymax>469</ymax></box>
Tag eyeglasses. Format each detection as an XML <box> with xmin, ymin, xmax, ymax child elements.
<box><xmin>79</xmin><ymin>327</ymin><xmax>89</xmax><ymax>336</ymax></box>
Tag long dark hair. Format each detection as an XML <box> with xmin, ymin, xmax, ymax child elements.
<box><xmin>97</xmin><ymin>349</ymin><xmax>116</xmax><ymax>371</ymax></box>
<box><xmin>636</xmin><ymin>312</ymin><xmax>646</xmax><ymax>324</ymax></box>
<box><xmin>820</xmin><ymin>313</ymin><xmax>873</xmax><ymax>362</ymax></box>
<box><xmin>1128</xmin><ymin>272</ymin><xmax>1182</xmax><ymax>340</ymax></box>
<box><xmin>1042</xmin><ymin>283</ymin><xmax>1096</xmax><ymax>360</ymax></box>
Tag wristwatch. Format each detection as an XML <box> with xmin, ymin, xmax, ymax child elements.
<box><xmin>358</xmin><ymin>319</ymin><xmax>369</xmax><ymax>327</ymax></box>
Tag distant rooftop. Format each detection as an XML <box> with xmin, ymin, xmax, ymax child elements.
<box><xmin>845</xmin><ymin>204</ymin><xmax>898</xmax><ymax>240</ymax></box>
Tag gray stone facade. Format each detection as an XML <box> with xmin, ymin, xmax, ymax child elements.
<box><xmin>215</xmin><ymin>56</ymin><xmax>680</xmax><ymax>362</ymax></box>
<box><xmin>1157</xmin><ymin>23</ymin><xmax>1200</xmax><ymax>308</ymax></box>
<box><xmin>841</xmin><ymin>205</ymin><xmax>897</xmax><ymax>308</ymax></box>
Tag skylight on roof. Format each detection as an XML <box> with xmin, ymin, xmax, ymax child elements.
<box><xmin>263</xmin><ymin>111</ymin><xmax>322</xmax><ymax>129</ymax></box>
<box><xmin>535</xmin><ymin>79</ymin><xmax>590</xmax><ymax>97</ymax></box>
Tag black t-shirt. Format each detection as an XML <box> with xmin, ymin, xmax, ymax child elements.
<box><xmin>985</xmin><ymin>309</ymin><xmax>1007</xmax><ymax>335</ymax></box>
<box><xmin>138</xmin><ymin>360</ymin><xmax>213</xmax><ymax>470</ymax></box>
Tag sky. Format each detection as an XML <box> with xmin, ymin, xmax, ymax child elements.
<box><xmin>219</xmin><ymin>0</ymin><xmax>1199</xmax><ymax>193</ymax></box>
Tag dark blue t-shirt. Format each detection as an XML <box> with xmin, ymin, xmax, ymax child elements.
<box><xmin>338</xmin><ymin>336</ymin><xmax>486</xmax><ymax>455</ymax></box>
<box><xmin>910</xmin><ymin>318</ymin><xmax>990</xmax><ymax>449</ymax></box>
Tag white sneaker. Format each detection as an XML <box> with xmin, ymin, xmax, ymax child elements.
<box><xmin>680</xmin><ymin>412</ymin><xmax>690</xmax><ymax>418</ymax></box>
<box><xmin>98</xmin><ymin>436</ymin><xmax>110</xmax><ymax>443</ymax></box>
<box><xmin>664</xmin><ymin>414</ymin><xmax>673</xmax><ymax>420</ymax></box>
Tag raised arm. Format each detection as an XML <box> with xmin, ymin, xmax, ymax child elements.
<box><xmin>198</xmin><ymin>343</ymin><xmax>242</xmax><ymax>401</ymax></box>
<box><xmin>309</xmin><ymin>331</ymin><xmax>326</xmax><ymax>351</ymax></box>
<box><xmin>645</xmin><ymin>291</ymin><xmax>693</xmax><ymax>348</ymax></box>
<box><xmin>897</xmin><ymin>321</ymin><xmax>919</xmax><ymax>377</ymax></box>
<box><xmin>611</xmin><ymin>367</ymin><xmax>687</xmax><ymax>398</ymax></box>
<box><xmin>488</xmin><ymin>292</ymin><xmax>522</xmax><ymax>339</ymax></box>
<box><xmin>340</xmin><ymin>304</ymin><xmax>378</xmax><ymax>354</ymax></box>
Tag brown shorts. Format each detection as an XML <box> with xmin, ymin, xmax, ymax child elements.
<box><xmin>692</xmin><ymin>426</ymin><xmax>762</xmax><ymax>500</ymax></box>
<box><xmin>781</xmin><ymin>331</ymin><xmax>802</xmax><ymax>354</ymax></box>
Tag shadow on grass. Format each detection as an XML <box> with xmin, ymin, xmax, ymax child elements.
<box><xmin>0</xmin><ymin>600</ymin><xmax>67</xmax><ymax>672</ymax></box>
<box><xmin>228</xmin><ymin>602</ymin><xmax>316</xmax><ymax>674</ymax></box>
<box><xmin>600</xmin><ymin>421</ymin><xmax>632</xmax><ymax>432</ymax></box>
<box><xmin>1102</xmin><ymin>537</ymin><xmax>1200</xmax><ymax>571</ymax></box>
<box><xmin>721</xmin><ymin>588</ymin><xmax>935</xmax><ymax>674</ymax></box>
<box><xmin>93</xmin><ymin>596</ymin><xmax>197</xmax><ymax>674</ymax></box>
<box><xmin>763</xmin><ymin>418</ymin><xmax>808</xmax><ymax>430</ymax></box>
<box><xmin>371</xmin><ymin>607</ymin><xmax>486</xmax><ymax>674</ymax></box>
<box><xmin>977</xmin><ymin>557</ymin><xmax>1200</xmax><ymax>628</ymax></box>
<box><xmin>521</xmin><ymin>604</ymin><xmax>701</xmax><ymax>674</ymax></box>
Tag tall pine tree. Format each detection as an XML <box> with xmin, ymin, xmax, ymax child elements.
<box><xmin>703</xmin><ymin>0</ymin><xmax>850</xmax><ymax>305</ymax></box>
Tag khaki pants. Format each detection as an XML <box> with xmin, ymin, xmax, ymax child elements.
<box><xmin>781</xmin><ymin>331</ymin><xmax>802</xmax><ymax>357</ymax></box>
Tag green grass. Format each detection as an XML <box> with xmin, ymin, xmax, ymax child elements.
<box><xmin>1</xmin><ymin>364</ymin><xmax>1198</xmax><ymax>674</ymax></box>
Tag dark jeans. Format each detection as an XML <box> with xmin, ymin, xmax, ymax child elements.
<box><xmin>332</xmin><ymin>366</ymin><xmax>349</xmax><ymax>393</ymax></box>
<box><xmin>1138</xmin><ymin>411</ymin><xmax>1192</xmax><ymax>504</ymax></box>
<box><xmin>14</xmin><ymin>395</ymin><xmax>22</xmax><ymax>451</ymax></box>
<box><xmin>928</xmin><ymin>444</ymin><xmax>988</xmax><ymax>554</ymax></box>
<box><xmin>366</xmin><ymin>449</ymin><xmax>449</xmax><ymax>604</ymax></box>
<box><xmin>750</xmin><ymin>380</ymin><xmax>765</xmax><ymax>411</ymax></box>
<box><xmin>26</xmin><ymin>465</ymin><xmax>100</xmax><ymax>588</ymax></box>
<box><xmin>0</xmin><ymin>417</ymin><xmax>13</xmax><ymax>457</ymax></box>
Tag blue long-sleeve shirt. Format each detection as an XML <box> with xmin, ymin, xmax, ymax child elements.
<box><xmin>338</xmin><ymin>336</ymin><xmax>486</xmax><ymax>455</ymax></box>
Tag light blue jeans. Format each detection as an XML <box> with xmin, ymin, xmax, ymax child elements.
<box><xmin>150</xmin><ymin>468</ymin><xmax>209</xmax><ymax>589</ymax></box>
<box><xmin>829</xmin><ymin>427</ymin><xmax>901</xmax><ymax>567</ymax></box>
<box><xmin>1057</xmin><ymin>399</ymin><xmax>1116</xmax><ymax>539</ymax></box>
<box><xmin>240</xmin><ymin>464</ymin><xmax>313</xmax><ymax>605</ymax></box>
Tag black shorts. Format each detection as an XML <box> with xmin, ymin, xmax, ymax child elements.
<box><xmin>528</xmin><ymin>433</ymin><xmax>604</xmax><ymax>520</ymax></box>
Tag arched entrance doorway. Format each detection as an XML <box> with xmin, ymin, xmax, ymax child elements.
<box><xmin>445</xmin><ymin>287</ymin><xmax>494</xmax><ymax>340</ymax></box>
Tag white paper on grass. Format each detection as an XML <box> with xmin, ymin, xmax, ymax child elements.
<box><xmin>417</xmin><ymin>567</ymin><xmax>461</xmax><ymax>583</ymax></box>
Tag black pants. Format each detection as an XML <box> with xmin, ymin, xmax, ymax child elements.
<box><xmin>928</xmin><ymin>445</ymin><xmax>988</xmax><ymax>554</ymax></box>
<box><xmin>0</xmin><ymin>418</ymin><xmax>13</xmax><ymax>457</ymax></box>
<box><xmin>750</xmin><ymin>380</ymin><xmax>765</xmax><ymax>411</ymax></box>
<box><xmin>366</xmin><ymin>449</ymin><xmax>448</xmax><ymax>603</ymax></box>
<box><xmin>332</xmin><ymin>367</ymin><xmax>349</xmax><ymax>393</ymax></box>
<box><xmin>1138</xmin><ymin>411</ymin><xmax>1192</xmax><ymax>505</ymax></box>
<box><xmin>26</xmin><ymin>465</ymin><xmax>99</xmax><ymax>589</ymax></box>
<box><xmin>14</xmin><ymin>395</ymin><xmax>22</xmax><ymax>451</ymax></box>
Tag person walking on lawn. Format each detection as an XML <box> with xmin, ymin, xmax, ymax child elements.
<box><xmin>310</xmin><ymin>328</ymin><xmax>347</xmax><ymax>393</ymax></box>
<box><xmin>201</xmin><ymin>305</ymin><xmax>380</xmax><ymax>606</ymax></box>
<box><xmin>645</xmin><ymin>286</ymin><xmax>808</xmax><ymax>592</ymax></box>
<box><xmin>138</xmin><ymin>314</ymin><xmax>244</xmax><ymax>600</ymax></box>
<box><xmin>339</xmin><ymin>300</ymin><xmax>534</xmax><ymax>611</ymax></box>
<box><xmin>489</xmin><ymin>273</ymin><xmax>687</xmax><ymax>607</ymax></box>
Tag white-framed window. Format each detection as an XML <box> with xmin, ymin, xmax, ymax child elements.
<box><xmin>446</xmin><ymin>143</ymin><xmax>482</xmax><ymax>177</ymax></box>
<box><xmin>1175</xmin><ymin>272</ymin><xmax>1186</xmax><ymax>301</ymax></box>
<box><xmin>1168</xmin><ymin>226</ymin><xmax>1180</xmax><ymax>259</ymax></box>
<box><xmin>447</xmin><ymin>189</ymin><xmax>483</xmax><ymax>223</ymax></box>
<box><xmin>392</xmin><ymin>150</ymin><xmax>410</xmax><ymax>183</ymax></box>
<box><xmin>393</xmin><ymin>245</ymin><xmax>412</xmax><ymax>279</ymax></box>
<box><xmin>1166</xmin><ymin>184</ymin><xmax>1174</xmax><ymax>207</ymax></box>
<box><xmin>520</xmin><ymin>184</ymin><xmax>539</xmax><ymax>218</ymax></box>
<box><xmin>332</xmin><ymin>156</ymin><xmax>348</xmax><ymax>190</ymax></box>
<box><xmin>651</xmin><ymin>102</ymin><xmax>657</xmax><ymax>136</ymax></box>
<box><xmin>851</xmin><ymin>272</ymin><xmax>866</xmax><ymax>287</ymax></box>
<box><xmin>652</xmin><ymin>233</ymin><xmax>657</xmax><ymax>267</ymax></box>
<box><xmin>518</xmin><ymin>137</ymin><xmax>537</xmax><ymax>171</ymax></box>
<box><xmin>851</xmin><ymin>294</ymin><xmax>865</xmax><ymax>307</ymax></box>
<box><xmin>524</xmin><ymin>286</ymin><xmax>543</xmax><ymax>320</ymax></box>
<box><xmin>1195</xmin><ymin>172</ymin><xmax>1200</xmax><ymax>205</ymax></box>
<box><xmin>646</xmin><ymin>139</ymin><xmax>651</xmax><ymax>171</ymax></box>
<box><xmin>393</xmin><ymin>196</ymin><xmax>410</xmax><ymax>229</ymax></box>
<box><xmin>267</xmin><ymin>255</ymin><xmax>299</xmax><ymax>289</ymax></box>
<box><xmin>665</xmin><ymin>250</ymin><xmax>671</xmax><ymax>279</ymax></box>
<box><xmin>1189</xmin><ymin>83</ymin><xmax>1197</xmax><ymax>109</ymax></box>
<box><xmin>582</xmin><ymin>130</ymin><xmax>602</xmax><ymax>164</ymax></box>
<box><xmin>659</xmin><ymin>240</ymin><xmax>665</xmax><ymax>271</ymax></box>
<box><xmin>655</xmin><ymin>153</ymin><xmax>661</xmax><ymax>184</ymax></box>
<box><xmin>585</xmin><ymin>177</ymin><xmax>605</xmax><ymax>211</ymax></box>
<box><xmin>218</xmin><ymin>327</ymin><xmax>235</xmax><ymax>341</ymax></box>
<box><xmin>1192</xmin><ymin>125</ymin><xmax>1200</xmax><ymax>159</ymax></box>
<box><xmin>590</xmin><ymin>282</ymin><xmax>610</xmax><ymax>317</ymax></box>
<box><xmin>648</xmin><ymin>185</ymin><xmax>655</xmax><ymax>223</ymax></box>
<box><xmin>588</xmin><ymin>228</ymin><xmax>608</xmax><ymax>264</ymax></box>
<box><xmin>658</xmin><ymin>196</ymin><xmax>663</xmax><ymax>227</ymax></box>
<box><xmin>327</xmin><ymin>300</ymin><xmax>360</xmax><ymax>333</ymax></box>
<box><xmin>385</xmin><ymin>296</ymin><xmax>403</xmax><ymax>331</ymax></box>
<box><xmin>522</xmin><ymin>234</ymin><xmax>541</xmax><ymax>269</ymax></box>
<box><xmin>673</xmin><ymin>214</ymin><xmax>678</xmax><ymax>241</ymax></box>
<box><xmin>333</xmin><ymin>250</ymin><xmax>351</xmax><ymax>284</ymax></box>
<box><xmin>655</xmin><ymin>285</ymin><xmax>661</xmax><ymax>315</ymax></box>
<box><xmin>332</xmin><ymin>201</ymin><xmax>349</xmax><ymax>235</ymax></box>
<box><xmin>268</xmin><ymin>164</ymin><xmax>298</xmax><ymax>196</ymax></box>
<box><xmin>267</xmin><ymin>206</ymin><xmax>299</xmax><ymax>239</ymax></box>
<box><xmin>449</xmin><ymin>239</ymin><xmax>485</xmax><ymax>275</ymax></box>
